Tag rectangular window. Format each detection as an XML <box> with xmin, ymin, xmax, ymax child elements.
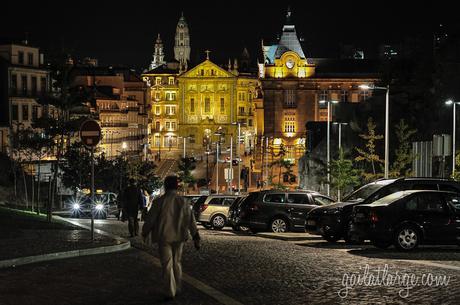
<box><xmin>31</xmin><ymin>77</ymin><xmax>37</xmax><ymax>95</ymax></box>
<box><xmin>10</xmin><ymin>74</ymin><xmax>17</xmax><ymax>93</ymax></box>
<box><xmin>28</xmin><ymin>53</ymin><xmax>33</xmax><ymax>65</ymax></box>
<box><xmin>359</xmin><ymin>90</ymin><xmax>370</xmax><ymax>102</ymax></box>
<box><xmin>155</xmin><ymin>77</ymin><xmax>161</xmax><ymax>85</ymax></box>
<box><xmin>22</xmin><ymin>104</ymin><xmax>29</xmax><ymax>121</ymax></box>
<box><xmin>171</xmin><ymin>122</ymin><xmax>176</xmax><ymax>130</ymax></box>
<box><xmin>220</xmin><ymin>98</ymin><xmax>225</xmax><ymax>114</ymax></box>
<box><xmin>155</xmin><ymin>121</ymin><xmax>160</xmax><ymax>131</ymax></box>
<box><xmin>204</xmin><ymin>97</ymin><xmax>210</xmax><ymax>113</ymax></box>
<box><xmin>21</xmin><ymin>75</ymin><xmax>27</xmax><ymax>95</ymax></box>
<box><xmin>18</xmin><ymin>51</ymin><xmax>24</xmax><ymax>64</ymax></box>
<box><xmin>238</xmin><ymin>106</ymin><xmax>245</xmax><ymax>116</ymax></box>
<box><xmin>248</xmin><ymin>119</ymin><xmax>253</xmax><ymax>127</ymax></box>
<box><xmin>341</xmin><ymin>90</ymin><xmax>349</xmax><ymax>103</ymax></box>
<box><xmin>12</xmin><ymin>105</ymin><xmax>18</xmax><ymax>120</ymax></box>
<box><xmin>155</xmin><ymin>135</ymin><xmax>160</xmax><ymax>147</ymax></box>
<box><xmin>32</xmin><ymin>105</ymin><xmax>39</xmax><ymax>120</ymax></box>
<box><xmin>165</xmin><ymin>106</ymin><xmax>176</xmax><ymax>115</ymax></box>
<box><xmin>238</xmin><ymin>92</ymin><xmax>245</xmax><ymax>101</ymax></box>
<box><xmin>168</xmin><ymin>77</ymin><xmax>174</xmax><ymax>85</ymax></box>
<box><xmin>40</xmin><ymin>77</ymin><xmax>46</xmax><ymax>94</ymax></box>
<box><xmin>190</xmin><ymin>98</ymin><xmax>195</xmax><ymax>113</ymax></box>
<box><xmin>155</xmin><ymin>106</ymin><xmax>161</xmax><ymax>115</ymax></box>
<box><xmin>165</xmin><ymin>122</ymin><xmax>171</xmax><ymax>130</ymax></box>
<box><xmin>284</xmin><ymin>89</ymin><xmax>296</xmax><ymax>107</ymax></box>
<box><xmin>284</xmin><ymin>116</ymin><xmax>296</xmax><ymax>133</ymax></box>
<box><xmin>166</xmin><ymin>92</ymin><xmax>176</xmax><ymax>101</ymax></box>
<box><xmin>154</xmin><ymin>91</ymin><xmax>161</xmax><ymax>100</ymax></box>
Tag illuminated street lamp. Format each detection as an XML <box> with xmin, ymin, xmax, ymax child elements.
<box><xmin>319</xmin><ymin>99</ymin><xmax>338</xmax><ymax>196</ymax></box>
<box><xmin>445</xmin><ymin>99</ymin><xmax>460</xmax><ymax>176</ymax></box>
<box><xmin>359</xmin><ymin>84</ymin><xmax>390</xmax><ymax>179</ymax></box>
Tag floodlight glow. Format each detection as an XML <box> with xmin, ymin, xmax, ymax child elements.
<box><xmin>359</xmin><ymin>84</ymin><xmax>372</xmax><ymax>90</ymax></box>
<box><xmin>445</xmin><ymin>99</ymin><xmax>454</xmax><ymax>105</ymax></box>
<box><xmin>72</xmin><ymin>203</ymin><xmax>80</xmax><ymax>210</ymax></box>
<box><xmin>95</xmin><ymin>204</ymin><xmax>104</xmax><ymax>210</ymax></box>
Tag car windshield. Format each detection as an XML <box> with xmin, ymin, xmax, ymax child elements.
<box><xmin>369</xmin><ymin>191</ymin><xmax>408</xmax><ymax>206</ymax></box>
<box><xmin>344</xmin><ymin>183</ymin><xmax>387</xmax><ymax>201</ymax></box>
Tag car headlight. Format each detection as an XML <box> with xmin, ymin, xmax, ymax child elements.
<box><xmin>72</xmin><ymin>203</ymin><xmax>80</xmax><ymax>210</ymax></box>
<box><xmin>95</xmin><ymin>204</ymin><xmax>104</xmax><ymax>210</ymax></box>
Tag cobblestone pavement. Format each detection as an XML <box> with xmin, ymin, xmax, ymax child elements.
<box><xmin>0</xmin><ymin>249</ymin><xmax>216</xmax><ymax>305</ymax></box>
<box><xmin>79</xmin><ymin>219</ymin><xmax>459</xmax><ymax>305</ymax></box>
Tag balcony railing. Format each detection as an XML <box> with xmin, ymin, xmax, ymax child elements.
<box><xmin>9</xmin><ymin>88</ymin><xmax>47</xmax><ymax>98</ymax></box>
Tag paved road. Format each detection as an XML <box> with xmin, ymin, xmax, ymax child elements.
<box><xmin>74</xmin><ymin>218</ymin><xmax>459</xmax><ymax>305</ymax></box>
<box><xmin>156</xmin><ymin>159</ymin><xmax>177</xmax><ymax>179</ymax></box>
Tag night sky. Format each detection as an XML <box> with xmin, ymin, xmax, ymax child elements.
<box><xmin>1</xmin><ymin>1</ymin><xmax>457</xmax><ymax>70</ymax></box>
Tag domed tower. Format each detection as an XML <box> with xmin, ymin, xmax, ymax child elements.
<box><xmin>150</xmin><ymin>33</ymin><xmax>165</xmax><ymax>70</ymax></box>
<box><xmin>174</xmin><ymin>12</ymin><xmax>191</xmax><ymax>71</ymax></box>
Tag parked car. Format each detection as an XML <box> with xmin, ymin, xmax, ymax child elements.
<box><xmin>234</xmin><ymin>190</ymin><xmax>335</xmax><ymax>233</ymax></box>
<box><xmin>349</xmin><ymin>190</ymin><xmax>460</xmax><ymax>251</ymax></box>
<box><xmin>305</xmin><ymin>178</ymin><xmax>460</xmax><ymax>243</ymax></box>
<box><xmin>182</xmin><ymin>195</ymin><xmax>207</xmax><ymax>209</ymax></box>
<box><xmin>193</xmin><ymin>195</ymin><xmax>238</xmax><ymax>229</ymax></box>
<box><xmin>227</xmin><ymin>195</ymin><xmax>249</xmax><ymax>231</ymax></box>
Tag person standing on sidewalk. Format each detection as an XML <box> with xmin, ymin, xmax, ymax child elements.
<box><xmin>142</xmin><ymin>175</ymin><xmax>200</xmax><ymax>300</ymax></box>
<box><xmin>122</xmin><ymin>178</ymin><xmax>144</xmax><ymax>237</ymax></box>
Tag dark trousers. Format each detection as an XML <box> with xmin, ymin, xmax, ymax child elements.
<box><xmin>128</xmin><ymin>216</ymin><xmax>139</xmax><ymax>237</ymax></box>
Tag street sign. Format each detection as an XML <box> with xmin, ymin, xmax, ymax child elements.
<box><xmin>224</xmin><ymin>168</ymin><xmax>233</xmax><ymax>181</ymax></box>
<box><xmin>80</xmin><ymin>120</ymin><xmax>101</xmax><ymax>147</ymax></box>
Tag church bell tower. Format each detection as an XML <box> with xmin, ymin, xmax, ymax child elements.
<box><xmin>174</xmin><ymin>12</ymin><xmax>191</xmax><ymax>71</ymax></box>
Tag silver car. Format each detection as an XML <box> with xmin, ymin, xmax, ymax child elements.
<box><xmin>194</xmin><ymin>195</ymin><xmax>238</xmax><ymax>230</ymax></box>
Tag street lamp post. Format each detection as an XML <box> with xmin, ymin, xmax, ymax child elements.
<box><xmin>333</xmin><ymin>122</ymin><xmax>348</xmax><ymax>201</ymax></box>
<box><xmin>205</xmin><ymin>149</ymin><xmax>211</xmax><ymax>192</ymax></box>
<box><xmin>228</xmin><ymin>134</ymin><xmax>233</xmax><ymax>194</ymax></box>
<box><xmin>214</xmin><ymin>130</ymin><xmax>224</xmax><ymax>194</ymax></box>
<box><xmin>360</xmin><ymin>84</ymin><xmax>390</xmax><ymax>179</ymax></box>
<box><xmin>319</xmin><ymin>99</ymin><xmax>338</xmax><ymax>196</ymax></box>
<box><xmin>445</xmin><ymin>99</ymin><xmax>459</xmax><ymax>176</ymax></box>
<box><xmin>232</xmin><ymin>121</ymin><xmax>246</xmax><ymax>194</ymax></box>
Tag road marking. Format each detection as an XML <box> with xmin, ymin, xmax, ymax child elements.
<box><xmin>397</xmin><ymin>259</ymin><xmax>460</xmax><ymax>271</ymax></box>
<box><xmin>145</xmin><ymin>254</ymin><xmax>244</xmax><ymax>305</ymax></box>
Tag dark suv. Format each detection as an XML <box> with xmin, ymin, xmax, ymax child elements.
<box><xmin>234</xmin><ymin>190</ymin><xmax>335</xmax><ymax>233</ymax></box>
<box><xmin>305</xmin><ymin>178</ymin><xmax>460</xmax><ymax>243</ymax></box>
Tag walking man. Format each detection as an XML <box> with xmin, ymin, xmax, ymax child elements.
<box><xmin>142</xmin><ymin>176</ymin><xmax>200</xmax><ymax>300</ymax></box>
<box><xmin>122</xmin><ymin>178</ymin><xmax>143</xmax><ymax>237</ymax></box>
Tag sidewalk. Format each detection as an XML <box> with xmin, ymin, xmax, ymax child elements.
<box><xmin>0</xmin><ymin>207</ymin><xmax>217</xmax><ymax>304</ymax></box>
<box><xmin>0</xmin><ymin>207</ymin><xmax>118</xmax><ymax>262</ymax></box>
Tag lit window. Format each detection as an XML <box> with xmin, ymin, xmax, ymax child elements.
<box><xmin>155</xmin><ymin>106</ymin><xmax>160</xmax><ymax>115</ymax></box>
<box><xmin>154</xmin><ymin>91</ymin><xmax>161</xmax><ymax>100</ymax></box>
<box><xmin>166</xmin><ymin>92</ymin><xmax>176</xmax><ymax>101</ymax></box>
<box><xmin>284</xmin><ymin>116</ymin><xmax>296</xmax><ymax>133</ymax></box>
<box><xmin>155</xmin><ymin>77</ymin><xmax>161</xmax><ymax>85</ymax></box>
<box><xmin>168</xmin><ymin>77</ymin><xmax>174</xmax><ymax>85</ymax></box>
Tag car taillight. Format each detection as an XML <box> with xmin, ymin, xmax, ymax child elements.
<box><xmin>369</xmin><ymin>211</ymin><xmax>379</xmax><ymax>223</ymax></box>
<box><xmin>200</xmin><ymin>204</ymin><xmax>208</xmax><ymax>212</ymax></box>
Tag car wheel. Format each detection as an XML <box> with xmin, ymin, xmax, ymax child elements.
<box><xmin>322</xmin><ymin>233</ymin><xmax>340</xmax><ymax>242</ymax></box>
<box><xmin>270</xmin><ymin>218</ymin><xmax>288</xmax><ymax>233</ymax></box>
<box><xmin>372</xmin><ymin>239</ymin><xmax>392</xmax><ymax>249</ymax></box>
<box><xmin>211</xmin><ymin>215</ymin><xmax>226</xmax><ymax>230</ymax></box>
<box><xmin>394</xmin><ymin>225</ymin><xmax>420</xmax><ymax>251</ymax></box>
<box><xmin>344</xmin><ymin>222</ymin><xmax>363</xmax><ymax>244</ymax></box>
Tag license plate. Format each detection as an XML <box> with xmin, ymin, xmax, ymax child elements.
<box><xmin>307</xmin><ymin>220</ymin><xmax>316</xmax><ymax>226</ymax></box>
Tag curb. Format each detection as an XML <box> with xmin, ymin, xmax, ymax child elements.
<box><xmin>255</xmin><ymin>232</ymin><xmax>322</xmax><ymax>241</ymax></box>
<box><xmin>0</xmin><ymin>216</ymin><xmax>131</xmax><ymax>269</ymax></box>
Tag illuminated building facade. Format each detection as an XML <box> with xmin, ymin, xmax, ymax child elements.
<box><xmin>259</xmin><ymin>8</ymin><xmax>378</xmax><ymax>162</ymax></box>
<box><xmin>71</xmin><ymin>66</ymin><xmax>148</xmax><ymax>158</ymax></box>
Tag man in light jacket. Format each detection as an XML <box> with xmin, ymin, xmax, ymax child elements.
<box><xmin>142</xmin><ymin>175</ymin><xmax>200</xmax><ymax>299</ymax></box>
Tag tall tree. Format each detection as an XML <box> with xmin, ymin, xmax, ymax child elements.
<box><xmin>355</xmin><ymin>117</ymin><xmax>384</xmax><ymax>181</ymax></box>
<box><xmin>329</xmin><ymin>149</ymin><xmax>361</xmax><ymax>200</ymax></box>
<box><xmin>390</xmin><ymin>119</ymin><xmax>417</xmax><ymax>178</ymax></box>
